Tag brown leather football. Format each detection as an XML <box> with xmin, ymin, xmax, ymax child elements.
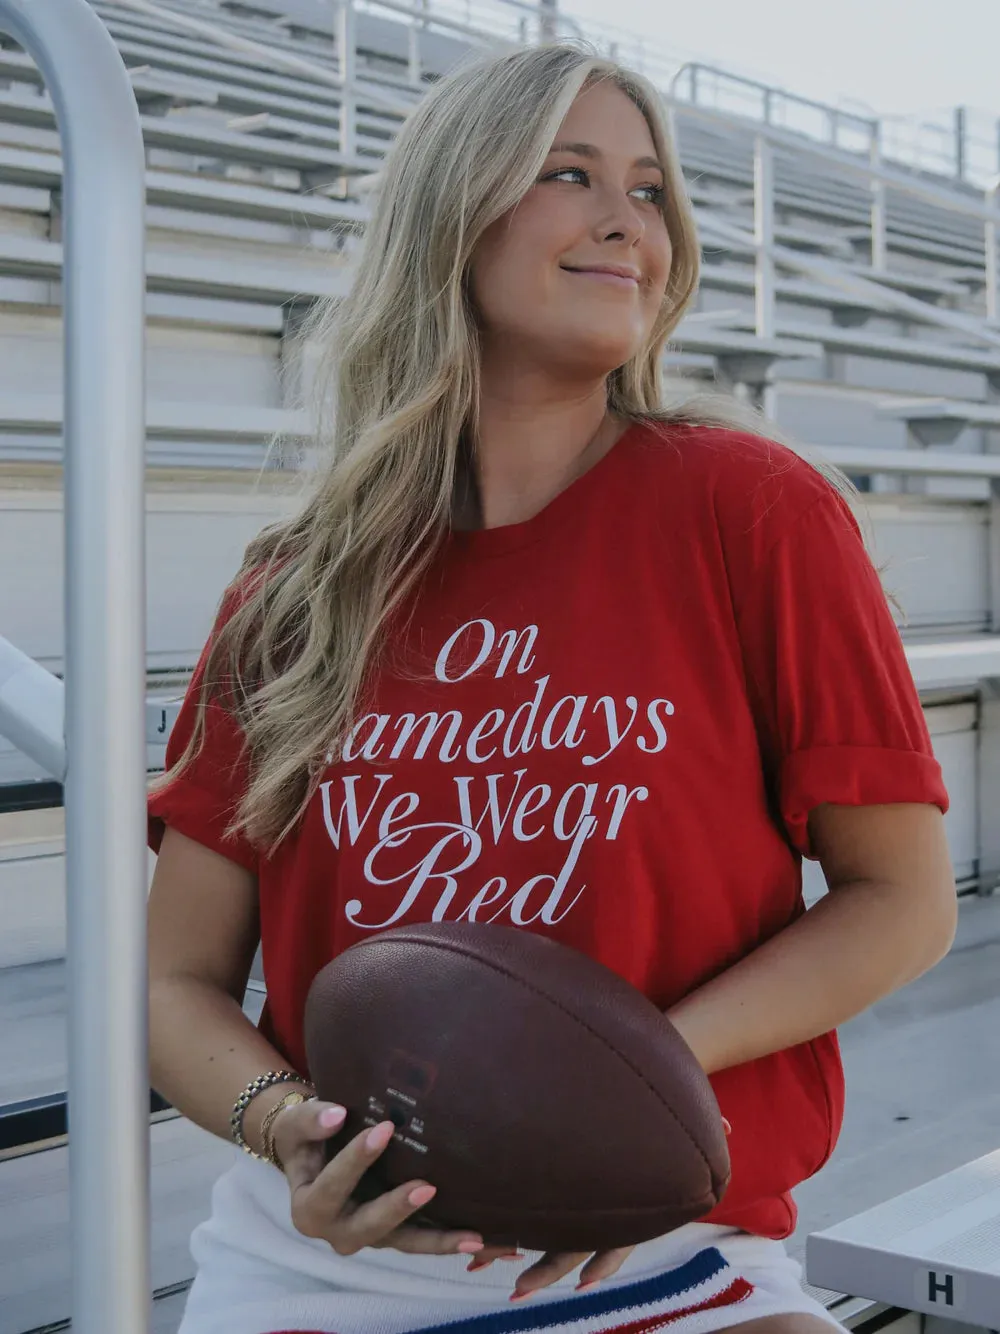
<box><xmin>303</xmin><ymin>921</ymin><xmax>729</xmax><ymax>1253</ymax></box>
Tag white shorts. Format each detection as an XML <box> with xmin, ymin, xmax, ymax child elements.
<box><xmin>178</xmin><ymin>1148</ymin><xmax>843</xmax><ymax>1334</ymax></box>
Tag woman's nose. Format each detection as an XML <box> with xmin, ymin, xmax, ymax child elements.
<box><xmin>594</xmin><ymin>193</ymin><xmax>643</xmax><ymax>245</ymax></box>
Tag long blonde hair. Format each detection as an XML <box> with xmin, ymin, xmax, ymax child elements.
<box><xmin>156</xmin><ymin>41</ymin><xmax>847</xmax><ymax>855</ymax></box>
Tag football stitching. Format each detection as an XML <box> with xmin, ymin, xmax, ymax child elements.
<box><xmin>354</xmin><ymin>934</ymin><xmax>721</xmax><ymax>1187</ymax></box>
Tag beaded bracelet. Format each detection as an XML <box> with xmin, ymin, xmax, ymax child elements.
<box><xmin>230</xmin><ymin>1070</ymin><xmax>313</xmax><ymax>1160</ymax></box>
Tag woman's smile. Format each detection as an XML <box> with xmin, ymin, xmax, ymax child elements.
<box><xmin>561</xmin><ymin>263</ymin><xmax>641</xmax><ymax>288</ymax></box>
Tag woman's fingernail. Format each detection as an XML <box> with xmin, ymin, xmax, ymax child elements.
<box><xmin>457</xmin><ymin>1239</ymin><xmax>484</xmax><ymax>1254</ymax></box>
<box><xmin>466</xmin><ymin>1257</ymin><xmax>491</xmax><ymax>1272</ymax></box>
<box><xmin>722</xmin><ymin>1117</ymin><xmax>733</xmax><ymax>1136</ymax></box>
<box><xmin>407</xmin><ymin>1184</ymin><xmax>436</xmax><ymax>1208</ymax></box>
<box><xmin>510</xmin><ymin>1289</ymin><xmax>534</xmax><ymax>1302</ymax></box>
<box><xmin>366</xmin><ymin>1121</ymin><xmax>394</xmax><ymax>1151</ymax></box>
<box><xmin>319</xmin><ymin>1106</ymin><xmax>346</xmax><ymax>1129</ymax></box>
<box><xmin>577</xmin><ymin>1279</ymin><xmax>601</xmax><ymax>1292</ymax></box>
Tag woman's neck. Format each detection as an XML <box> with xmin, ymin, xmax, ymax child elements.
<box><xmin>453</xmin><ymin>390</ymin><xmax>625</xmax><ymax>532</ymax></box>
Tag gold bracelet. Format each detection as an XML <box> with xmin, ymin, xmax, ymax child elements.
<box><xmin>260</xmin><ymin>1088</ymin><xmax>314</xmax><ymax>1172</ymax></box>
<box><xmin>230</xmin><ymin>1070</ymin><xmax>311</xmax><ymax>1160</ymax></box>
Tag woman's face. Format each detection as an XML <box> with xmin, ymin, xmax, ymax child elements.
<box><xmin>469</xmin><ymin>80</ymin><xmax>673</xmax><ymax>380</ymax></box>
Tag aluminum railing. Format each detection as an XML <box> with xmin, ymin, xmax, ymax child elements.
<box><xmin>0</xmin><ymin>3</ymin><xmax>149</xmax><ymax>1334</ymax></box>
<box><xmin>881</xmin><ymin>104</ymin><xmax>1000</xmax><ymax>187</ymax></box>
<box><xmin>671</xmin><ymin>62</ymin><xmax>879</xmax><ymax>154</ymax></box>
<box><xmin>670</xmin><ymin>100</ymin><xmax>1000</xmax><ymax>330</ymax></box>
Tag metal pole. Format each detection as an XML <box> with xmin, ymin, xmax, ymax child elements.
<box><xmin>336</xmin><ymin>0</ymin><xmax>356</xmax><ymax>163</ymax></box>
<box><xmin>0</xmin><ymin>4</ymin><xmax>148</xmax><ymax>1334</ymax></box>
<box><xmin>539</xmin><ymin>0</ymin><xmax>559</xmax><ymax>41</ymax></box>
<box><xmin>955</xmin><ymin>105</ymin><xmax>967</xmax><ymax>183</ymax></box>
<box><xmin>408</xmin><ymin>20</ymin><xmax>419</xmax><ymax>87</ymax></box>
<box><xmin>407</xmin><ymin>0</ymin><xmax>425</xmax><ymax>88</ymax></box>
<box><xmin>754</xmin><ymin>134</ymin><xmax>776</xmax><ymax>339</ymax></box>
<box><xmin>870</xmin><ymin>123</ymin><xmax>887</xmax><ymax>272</ymax></box>
<box><xmin>987</xmin><ymin>182</ymin><xmax>999</xmax><ymax>325</ymax></box>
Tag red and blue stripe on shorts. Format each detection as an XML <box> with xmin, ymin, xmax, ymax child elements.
<box><xmin>269</xmin><ymin>1245</ymin><xmax>754</xmax><ymax>1334</ymax></box>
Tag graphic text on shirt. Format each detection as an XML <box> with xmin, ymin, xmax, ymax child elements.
<box><xmin>314</xmin><ymin>618</ymin><xmax>675</xmax><ymax>932</ymax></box>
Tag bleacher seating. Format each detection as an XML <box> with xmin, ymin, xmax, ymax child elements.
<box><xmin>0</xmin><ymin>0</ymin><xmax>995</xmax><ymax>924</ymax></box>
<box><xmin>1</xmin><ymin>2</ymin><xmax>999</xmax><ymax>1330</ymax></box>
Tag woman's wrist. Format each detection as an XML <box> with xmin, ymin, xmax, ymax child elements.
<box><xmin>239</xmin><ymin>1077</ymin><xmax>315</xmax><ymax>1157</ymax></box>
<box><xmin>665</xmin><ymin>1000</ymin><xmax>721</xmax><ymax>1075</ymax></box>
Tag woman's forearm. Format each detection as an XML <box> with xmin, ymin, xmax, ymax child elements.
<box><xmin>666</xmin><ymin>878</ymin><xmax>955</xmax><ymax>1076</ymax></box>
<box><xmin>149</xmin><ymin>975</ymin><xmax>313</xmax><ymax>1156</ymax></box>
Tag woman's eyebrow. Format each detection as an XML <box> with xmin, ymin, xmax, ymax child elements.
<box><xmin>547</xmin><ymin>140</ymin><xmax>663</xmax><ymax>172</ymax></box>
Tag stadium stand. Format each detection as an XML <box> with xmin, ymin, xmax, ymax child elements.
<box><xmin>0</xmin><ymin>2</ymin><xmax>999</xmax><ymax>1330</ymax></box>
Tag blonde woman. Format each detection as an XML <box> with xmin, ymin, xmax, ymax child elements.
<box><xmin>147</xmin><ymin>43</ymin><xmax>955</xmax><ymax>1334</ymax></box>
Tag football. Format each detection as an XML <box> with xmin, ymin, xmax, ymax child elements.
<box><xmin>303</xmin><ymin>921</ymin><xmax>730</xmax><ymax>1253</ymax></box>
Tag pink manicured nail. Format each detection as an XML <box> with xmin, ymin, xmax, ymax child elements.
<box><xmin>407</xmin><ymin>1185</ymin><xmax>436</xmax><ymax>1208</ymax></box>
<box><xmin>722</xmin><ymin>1117</ymin><xmax>733</xmax><ymax>1136</ymax></box>
<box><xmin>457</xmin><ymin>1240</ymin><xmax>484</xmax><ymax>1254</ymax></box>
<box><xmin>366</xmin><ymin>1121</ymin><xmax>394</xmax><ymax>1151</ymax></box>
<box><xmin>319</xmin><ymin>1106</ymin><xmax>346</xmax><ymax>1129</ymax></box>
<box><xmin>577</xmin><ymin>1279</ymin><xmax>601</xmax><ymax>1292</ymax></box>
<box><xmin>466</xmin><ymin>1258</ymin><xmax>491</xmax><ymax>1272</ymax></box>
<box><xmin>510</xmin><ymin>1289</ymin><xmax>534</xmax><ymax>1302</ymax></box>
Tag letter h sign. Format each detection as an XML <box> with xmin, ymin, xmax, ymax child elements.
<box><xmin>927</xmin><ymin>1270</ymin><xmax>955</xmax><ymax>1306</ymax></box>
<box><xmin>918</xmin><ymin>1267</ymin><xmax>967</xmax><ymax>1315</ymax></box>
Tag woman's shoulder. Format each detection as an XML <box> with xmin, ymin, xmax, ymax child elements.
<box><xmin>627</xmin><ymin>418</ymin><xmax>846</xmax><ymax>548</ymax></box>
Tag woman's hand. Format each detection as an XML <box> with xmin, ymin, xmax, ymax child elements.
<box><xmin>272</xmin><ymin>1100</ymin><xmax>486</xmax><ymax>1258</ymax></box>
<box><xmin>273</xmin><ymin>1102</ymin><xmax>731</xmax><ymax>1291</ymax></box>
<box><xmin>469</xmin><ymin>1244</ymin><xmax>635</xmax><ymax>1300</ymax></box>
<box><xmin>470</xmin><ymin>1117</ymin><xmax>732</xmax><ymax>1301</ymax></box>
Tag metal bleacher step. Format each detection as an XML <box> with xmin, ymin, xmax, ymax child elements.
<box><xmin>0</xmin><ymin>142</ymin><xmax>370</xmax><ymax>229</ymax></box>
<box><xmin>0</xmin><ymin>230</ymin><xmax>351</xmax><ymax>306</ymax></box>
<box><xmin>0</xmin><ymin>957</ymin><xmax>265</xmax><ymax>1110</ymax></box>
<box><xmin>0</xmin><ymin>962</ymin><xmax>266</xmax><ymax>1331</ymax></box>
<box><xmin>807</xmin><ymin>1150</ymin><xmax>1000</xmax><ymax>1327</ymax></box>
<box><xmin>0</xmin><ymin>1116</ymin><xmax>230</xmax><ymax>1334</ymax></box>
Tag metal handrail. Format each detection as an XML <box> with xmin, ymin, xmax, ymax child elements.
<box><xmin>882</xmin><ymin>104</ymin><xmax>1000</xmax><ymax>185</ymax></box>
<box><xmin>670</xmin><ymin>99</ymin><xmax>1000</xmax><ymax>327</ymax></box>
<box><xmin>675</xmin><ymin>98</ymin><xmax>1000</xmax><ymax>226</ymax></box>
<box><xmin>670</xmin><ymin>61</ymin><xmax>879</xmax><ymax>141</ymax></box>
<box><xmin>352</xmin><ymin>0</ymin><xmax>517</xmax><ymax>44</ymax></box>
<box><xmin>0</xmin><ymin>3</ymin><xmax>148</xmax><ymax>1334</ymax></box>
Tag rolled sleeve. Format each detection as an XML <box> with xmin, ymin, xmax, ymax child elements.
<box><xmin>780</xmin><ymin>744</ymin><xmax>948</xmax><ymax>858</ymax></box>
<box><xmin>734</xmin><ymin>489</ymin><xmax>949</xmax><ymax>858</ymax></box>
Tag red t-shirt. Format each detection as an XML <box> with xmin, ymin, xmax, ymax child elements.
<box><xmin>148</xmin><ymin>422</ymin><xmax>948</xmax><ymax>1240</ymax></box>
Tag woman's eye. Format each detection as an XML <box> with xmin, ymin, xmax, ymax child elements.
<box><xmin>544</xmin><ymin>166</ymin><xmax>589</xmax><ymax>185</ymax></box>
<box><xmin>542</xmin><ymin>169</ymin><xmax>664</xmax><ymax>206</ymax></box>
